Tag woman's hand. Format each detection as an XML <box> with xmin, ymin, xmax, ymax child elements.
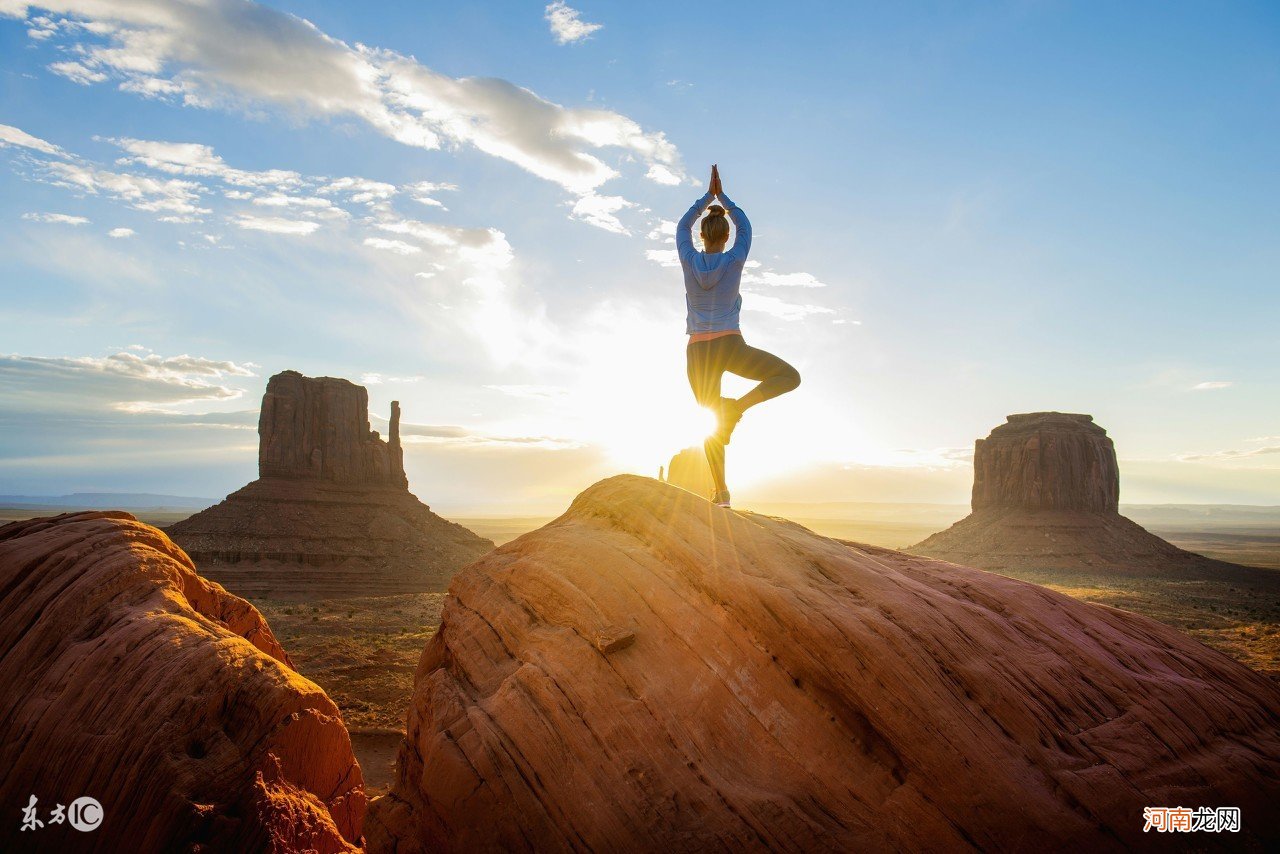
<box><xmin>709</xmin><ymin>164</ymin><xmax>722</xmax><ymax>198</ymax></box>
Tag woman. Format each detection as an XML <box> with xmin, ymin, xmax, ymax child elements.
<box><xmin>679</xmin><ymin>165</ymin><xmax>801</xmax><ymax>508</ymax></box>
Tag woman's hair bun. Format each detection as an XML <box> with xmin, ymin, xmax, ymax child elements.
<box><xmin>706</xmin><ymin>204</ymin><xmax>726</xmax><ymax>217</ymax></box>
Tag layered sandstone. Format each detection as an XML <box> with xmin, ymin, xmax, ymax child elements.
<box><xmin>259</xmin><ymin>370</ymin><xmax>407</xmax><ymax>487</ymax></box>
<box><xmin>0</xmin><ymin>512</ymin><xmax>365</xmax><ymax>852</ymax></box>
<box><xmin>169</xmin><ymin>371</ymin><xmax>492</xmax><ymax>599</ymax></box>
<box><xmin>972</xmin><ymin>412</ymin><xmax>1118</xmax><ymax>513</ymax></box>
<box><xmin>366</xmin><ymin>476</ymin><xmax>1280</xmax><ymax>852</ymax></box>
<box><xmin>913</xmin><ymin>412</ymin><xmax>1270</xmax><ymax>579</ymax></box>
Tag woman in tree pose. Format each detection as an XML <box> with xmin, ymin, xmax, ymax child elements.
<box><xmin>678</xmin><ymin>165</ymin><xmax>801</xmax><ymax>508</ymax></box>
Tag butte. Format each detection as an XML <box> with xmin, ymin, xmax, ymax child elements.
<box><xmin>168</xmin><ymin>370</ymin><xmax>493</xmax><ymax>599</ymax></box>
<box><xmin>911</xmin><ymin>412</ymin><xmax>1274</xmax><ymax>583</ymax></box>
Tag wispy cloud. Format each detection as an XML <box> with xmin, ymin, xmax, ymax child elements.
<box><xmin>742</xmin><ymin>267</ymin><xmax>828</xmax><ymax>288</ymax></box>
<box><xmin>0</xmin><ymin>350</ymin><xmax>256</xmax><ymax>414</ymax></box>
<box><xmin>1179</xmin><ymin>445</ymin><xmax>1280</xmax><ymax>462</ymax></box>
<box><xmin>741</xmin><ymin>290</ymin><xmax>836</xmax><ymax>321</ymax></box>
<box><xmin>6</xmin><ymin>0</ymin><xmax>683</xmax><ymax>194</ymax></box>
<box><xmin>107</xmin><ymin>227</ymin><xmax>135</xmax><ymax>238</ymax></box>
<box><xmin>1192</xmin><ymin>381</ymin><xmax>1233</xmax><ymax>390</ymax></box>
<box><xmin>545</xmin><ymin>2</ymin><xmax>603</xmax><ymax>45</ymax></box>
<box><xmin>363</xmin><ymin>236</ymin><xmax>421</xmax><ymax>255</ymax></box>
<box><xmin>0</xmin><ymin>123</ymin><xmax>63</xmax><ymax>156</ymax></box>
<box><xmin>22</xmin><ymin>212</ymin><xmax>89</xmax><ymax>225</ymax></box>
<box><xmin>232</xmin><ymin>215</ymin><xmax>320</xmax><ymax>235</ymax></box>
<box><xmin>37</xmin><ymin>159</ymin><xmax>209</xmax><ymax>222</ymax></box>
<box><xmin>48</xmin><ymin>59</ymin><xmax>106</xmax><ymax>85</ymax></box>
<box><xmin>570</xmin><ymin>193</ymin><xmax>634</xmax><ymax>234</ymax></box>
<box><xmin>644</xmin><ymin>248</ymin><xmax>679</xmax><ymax>267</ymax></box>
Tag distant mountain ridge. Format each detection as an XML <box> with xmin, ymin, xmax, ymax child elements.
<box><xmin>0</xmin><ymin>493</ymin><xmax>216</xmax><ymax>510</ymax></box>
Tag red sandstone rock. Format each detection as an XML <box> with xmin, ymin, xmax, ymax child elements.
<box><xmin>366</xmin><ymin>476</ymin><xmax>1280</xmax><ymax>852</ymax></box>
<box><xmin>0</xmin><ymin>512</ymin><xmax>365</xmax><ymax>852</ymax></box>
<box><xmin>169</xmin><ymin>370</ymin><xmax>492</xmax><ymax>598</ymax></box>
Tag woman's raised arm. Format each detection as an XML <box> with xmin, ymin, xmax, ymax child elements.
<box><xmin>676</xmin><ymin>191</ymin><xmax>713</xmax><ymax>262</ymax></box>
<box><xmin>719</xmin><ymin>191</ymin><xmax>751</xmax><ymax>261</ymax></box>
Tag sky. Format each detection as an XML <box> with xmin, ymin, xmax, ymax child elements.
<box><xmin>0</xmin><ymin>0</ymin><xmax>1277</xmax><ymax>514</ymax></box>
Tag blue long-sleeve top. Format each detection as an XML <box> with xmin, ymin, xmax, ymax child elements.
<box><xmin>677</xmin><ymin>191</ymin><xmax>751</xmax><ymax>334</ymax></box>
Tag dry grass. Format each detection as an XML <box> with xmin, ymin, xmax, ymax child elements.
<box><xmin>991</xmin><ymin>568</ymin><xmax>1280</xmax><ymax>679</ymax></box>
<box><xmin>256</xmin><ymin>592</ymin><xmax>445</xmax><ymax>795</ymax></box>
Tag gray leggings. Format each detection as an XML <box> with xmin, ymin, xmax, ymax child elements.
<box><xmin>686</xmin><ymin>333</ymin><xmax>801</xmax><ymax>408</ymax></box>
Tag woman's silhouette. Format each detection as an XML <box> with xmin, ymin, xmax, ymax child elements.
<box><xmin>679</xmin><ymin>165</ymin><xmax>801</xmax><ymax>507</ymax></box>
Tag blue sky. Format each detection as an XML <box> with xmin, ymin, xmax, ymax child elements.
<box><xmin>1</xmin><ymin>0</ymin><xmax>1277</xmax><ymax>513</ymax></box>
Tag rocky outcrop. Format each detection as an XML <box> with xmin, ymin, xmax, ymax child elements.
<box><xmin>913</xmin><ymin>412</ymin><xmax>1273</xmax><ymax>580</ymax></box>
<box><xmin>0</xmin><ymin>512</ymin><xmax>365</xmax><ymax>852</ymax></box>
<box><xmin>972</xmin><ymin>412</ymin><xmax>1118</xmax><ymax>513</ymax></box>
<box><xmin>366</xmin><ymin>476</ymin><xmax>1280</xmax><ymax>852</ymax></box>
<box><xmin>663</xmin><ymin>446</ymin><xmax>714</xmax><ymax>497</ymax></box>
<box><xmin>169</xmin><ymin>370</ymin><xmax>492</xmax><ymax>599</ymax></box>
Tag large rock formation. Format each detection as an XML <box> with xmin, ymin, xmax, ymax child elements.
<box><xmin>169</xmin><ymin>370</ymin><xmax>492</xmax><ymax>599</ymax></box>
<box><xmin>0</xmin><ymin>512</ymin><xmax>365</xmax><ymax>852</ymax></box>
<box><xmin>912</xmin><ymin>412</ymin><xmax>1273</xmax><ymax>580</ymax></box>
<box><xmin>366</xmin><ymin>476</ymin><xmax>1280</xmax><ymax>852</ymax></box>
<box><xmin>971</xmin><ymin>412</ymin><xmax>1118</xmax><ymax>513</ymax></box>
<box><xmin>258</xmin><ymin>371</ymin><xmax>408</xmax><ymax>488</ymax></box>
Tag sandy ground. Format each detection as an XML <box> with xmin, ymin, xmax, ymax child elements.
<box><xmin>255</xmin><ymin>593</ymin><xmax>446</xmax><ymax>796</ymax></box>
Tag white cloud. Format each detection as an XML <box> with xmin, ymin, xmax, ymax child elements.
<box><xmin>232</xmin><ymin>214</ymin><xmax>320</xmax><ymax>235</ymax></box>
<box><xmin>0</xmin><ymin>350</ymin><xmax>256</xmax><ymax>414</ymax></box>
<box><xmin>1178</xmin><ymin>440</ymin><xmax>1280</xmax><ymax>462</ymax></box>
<box><xmin>545</xmin><ymin>2</ymin><xmax>603</xmax><ymax>45</ymax></box>
<box><xmin>22</xmin><ymin>212</ymin><xmax>89</xmax><ymax>225</ymax></box>
<box><xmin>741</xmin><ymin>290</ymin><xmax>837</xmax><ymax>321</ymax></box>
<box><xmin>110</xmin><ymin>137</ymin><xmax>302</xmax><ymax>189</ymax></box>
<box><xmin>12</xmin><ymin>0</ymin><xmax>683</xmax><ymax>192</ymax></box>
<box><xmin>1192</xmin><ymin>381</ymin><xmax>1233</xmax><ymax>390</ymax></box>
<box><xmin>321</xmin><ymin>176</ymin><xmax>397</xmax><ymax>204</ymax></box>
<box><xmin>361</xmin><ymin>372</ymin><xmax>423</xmax><ymax>385</ymax></box>
<box><xmin>0</xmin><ymin>123</ymin><xmax>64</xmax><ymax>156</ymax></box>
<box><xmin>645</xmin><ymin>164</ymin><xmax>683</xmax><ymax>186</ymax></box>
<box><xmin>107</xmin><ymin>227</ymin><xmax>135</xmax><ymax>238</ymax></box>
<box><xmin>48</xmin><ymin>59</ymin><xmax>107</xmax><ymax>84</ymax></box>
<box><xmin>404</xmin><ymin>179</ymin><xmax>456</xmax><ymax>210</ymax></box>
<box><xmin>37</xmin><ymin>160</ymin><xmax>209</xmax><ymax>221</ymax></box>
<box><xmin>376</xmin><ymin>219</ymin><xmax>512</xmax><ymax>268</ymax></box>
<box><xmin>742</xmin><ymin>269</ymin><xmax>828</xmax><ymax>288</ymax></box>
<box><xmin>644</xmin><ymin>248</ymin><xmax>679</xmax><ymax>267</ymax></box>
<box><xmin>250</xmin><ymin>193</ymin><xmax>347</xmax><ymax>219</ymax></box>
<box><xmin>570</xmin><ymin>193</ymin><xmax>634</xmax><ymax>234</ymax></box>
<box><xmin>364</xmin><ymin>236</ymin><xmax>421</xmax><ymax>255</ymax></box>
<box><xmin>646</xmin><ymin>219</ymin><xmax>676</xmax><ymax>241</ymax></box>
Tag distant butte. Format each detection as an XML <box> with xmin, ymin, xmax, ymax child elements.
<box><xmin>911</xmin><ymin>412</ymin><xmax>1275</xmax><ymax>582</ymax></box>
<box><xmin>168</xmin><ymin>370</ymin><xmax>493</xmax><ymax>599</ymax></box>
